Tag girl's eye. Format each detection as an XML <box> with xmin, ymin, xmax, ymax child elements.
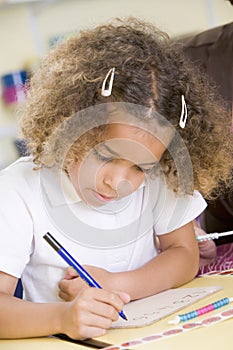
<box><xmin>93</xmin><ymin>149</ymin><xmax>114</xmax><ymax>162</ymax></box>
<box><xmin>135</xmin><ymin>165</ymin><xmax>157</xmax><ymax>175</ymax></box>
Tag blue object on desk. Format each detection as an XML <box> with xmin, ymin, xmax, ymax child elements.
<box><xmin>43</xmin><ymin>232</ymin><xmax>128</xmax><ymax>321</ymax></box>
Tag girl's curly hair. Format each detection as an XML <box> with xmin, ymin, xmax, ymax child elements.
<box><xmin>19</xmin><ymin>17</ymin><xmax>233</xmax><ymax>200</ymax></box>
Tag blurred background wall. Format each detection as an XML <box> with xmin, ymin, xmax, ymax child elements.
<box><xmin>0</xmin><ymin>0</ymin><xmax>232</xmax><ymax>168</ymax></box>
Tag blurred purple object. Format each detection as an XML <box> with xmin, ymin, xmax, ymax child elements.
<box><xmin>1</xmin><ymin>70</ymin><xmax>28</xmax><ymax>105</ymax></box>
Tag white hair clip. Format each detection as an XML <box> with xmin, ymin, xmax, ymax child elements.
<box><xmin>101</xmin><ymin>67</ymin><xmax>115</xmax><ymax>97</ymax></box>
<box><xmin>179</xmin><ymin>95</ymin><xmax>188</xmax><ymax>129</ymax></box>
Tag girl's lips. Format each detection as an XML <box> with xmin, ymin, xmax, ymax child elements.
<box><xmin>93</xmin><ymin>190</ymin><xmax>117</xmax><ymax>202</ymax></box>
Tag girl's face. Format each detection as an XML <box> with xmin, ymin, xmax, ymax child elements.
<box><xmin>68</xmin><ymin>123</ymin><xmax>167</xmax><ymax>207</ymax></box>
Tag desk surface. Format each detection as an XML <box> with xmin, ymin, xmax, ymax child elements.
<box><xmin>1</xmin><ymin>276</ymin><xmax>233</xmax><ymax>350</ymax></box>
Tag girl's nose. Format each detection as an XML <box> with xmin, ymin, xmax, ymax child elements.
<box><xmin>104</xmin><ymin>177</ymin><xmax>133</xmax><ymax>195</ymax></box>
<box><xmin>103</xmin><ymin>166</ymin><xmax>134</xmax><ymax>193</ymax></box>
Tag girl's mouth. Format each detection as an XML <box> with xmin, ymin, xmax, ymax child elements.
<box><xmin>93</xmin><ymin>190</ymin><xmax>117</xmax><ymax>202</ymax></box>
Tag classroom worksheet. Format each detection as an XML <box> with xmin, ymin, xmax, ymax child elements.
<box><xmin>112</xmin><ymin>286</ymin><xmax>222</xmax><ymax>328</ymax></box>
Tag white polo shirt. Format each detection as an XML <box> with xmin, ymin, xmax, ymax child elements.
<box><xmin>0</xmin><ymin>157</ymin><xmax>206</xmax><ymax>302</ymax></box>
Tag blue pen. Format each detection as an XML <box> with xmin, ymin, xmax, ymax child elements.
<box><xmin>43</xmin><ymin>232</ymin><xmax>127</xmax><ymax>321</ymax></box>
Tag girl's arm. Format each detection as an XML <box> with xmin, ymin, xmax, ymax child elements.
<box><xmin>0</xmin><ymin>271</ymin><xmax>129</xmax><ymax>339</ymax></box>
<box><xmin>59</xmin><ymin>222</ymin><xmax>199</xmax><ymax>301</ymax></box>
<box><xmin>111</xmin><ymin>221</ymin><xmax>199</xmax><ymax>300</ymax></box>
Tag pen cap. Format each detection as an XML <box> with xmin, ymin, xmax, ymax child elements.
<box><xmin>43</xmin><ymin>232</ymin><xmax>62</xmax><ymax>252</ymax></box>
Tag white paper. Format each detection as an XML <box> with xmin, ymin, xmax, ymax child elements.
<box><xmin>112</xmin><ymin>286</ymin><xmax>222</xmax><ymax>328</ymax></box>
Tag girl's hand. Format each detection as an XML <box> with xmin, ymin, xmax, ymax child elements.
<box><xmin>60</xmin><ymin>287</ymin><xmax>130</xmax><ymax>339</ymax></box>
<box><xmin>58</xmin><ymin>266</ymin><xmax>115</xmax><ymax>301</ymax></box>
<box><xmin>194</xmin><ymin>226</ymin><xmax>217</xmax><ymax>266</ymax></box>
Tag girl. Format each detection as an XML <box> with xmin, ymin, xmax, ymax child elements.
<box><xmin>0</xmin><ymin>17</ymin><xmax>232</xmax><ymax>340</ymax></box>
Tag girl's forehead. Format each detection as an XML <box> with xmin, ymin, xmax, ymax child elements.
<box><xmin>102</xmin><ymin>103</ymin><xmax>173</xmax><ymax>144</ymax></box>
<box><xmin>104</xmin><ymin>123</ymin><xmax>171</xmax><ymax>146</ymax></box>
<box><xmin>100</xmin><ymin>123</ymin><xmax>168</xmax><ymax>162</ymax></box>
<box><xmin>105</xmin><ymin>123</ymin><xmax>145</xmax><ymax>138</ymax></box>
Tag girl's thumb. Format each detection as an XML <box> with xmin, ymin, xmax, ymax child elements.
<box><xmin>64</xmin><ymin>266</ymin><xmax>79</xmax><ymax>280</ymax></box>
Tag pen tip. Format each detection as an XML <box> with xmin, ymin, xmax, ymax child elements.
<box><xmin>120</xmin><ymin>311</ymin><xmax>128</xmax><ymax>321</ymax></box>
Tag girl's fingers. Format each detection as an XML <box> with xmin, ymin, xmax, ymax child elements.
<box><xmin>82</xmin><ymin>298</ymin><xmax>120</xmax><ymax>321</ymax></box>
<box><xmin>85</xmin><ymin>288</ymin><xmax>126</xmax><ymax>312</ymax></box>
<box><xmin>64</xmin><ymin>266</ymin><xmax>79</xmax><ymax>280</ymax></box>
<box><xmin>58</xmin><ymin>275</ymin><xmax>87</xmax><ymax>301</ymax></box>
<box><xmin>113</xmin><ymin>290</ymin><xmax>131</xmax><ymax>304</ymax></box>
<box><xmin>63</xmin><ymin>288</ymin><xmax>128</xmax><ymax>339</ymax></box>
<box><xmin>74</xmin><ymin>288</ymin><xmax>127</xmax><ymax>321</ymax></box>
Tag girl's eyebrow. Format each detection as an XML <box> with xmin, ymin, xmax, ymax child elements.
<box><xmin>98</xmin><ymin>144</ymin><xmax>158</xmax><ymax>167</ymax></box>
<box><xmin>97</xmin><ymin>143</ymin><xmax>121</xmax><ymax>156</ymax></box>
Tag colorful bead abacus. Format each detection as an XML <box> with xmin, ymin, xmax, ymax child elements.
<box><xmin>168</xmin><ymin>297</ymin><xmax>233</xmax><ymax>324</ymax></box>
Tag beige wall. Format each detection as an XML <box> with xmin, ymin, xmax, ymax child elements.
<box><xmin>0</xmin><ymin>0</ymin><xmax>232</xmax><ymax>167</ymax></box>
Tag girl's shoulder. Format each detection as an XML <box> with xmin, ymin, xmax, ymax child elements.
<box><xmin>0</xmin><ymin>156</ymin><xmax>40</xmax><ymax>193</ymax></box>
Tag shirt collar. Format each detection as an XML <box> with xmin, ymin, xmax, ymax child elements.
<box><xmin>40</xmin><ymin>166</ymin><xmax>81</xmax><ymax>207</ymax></box>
